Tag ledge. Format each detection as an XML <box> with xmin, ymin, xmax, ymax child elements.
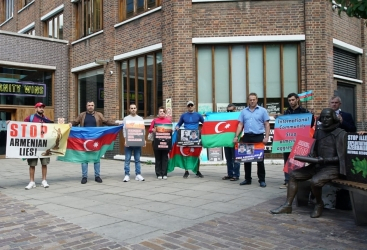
<box><xmin>17</xmin><ymin>0</ymin><xmax>35</xmax><ymax>14</ymax></box>
<box><xmin>114</xmin><ymin>7</ymin><xmax>162</xmax><ymax>28</ymax></box>
<box><xmin>333</xmin><ymin>74</ymin><xmax>363</xmax><ymax>84</ymax></box>
<box><xmin>0</xmin><ymin>30</ymin><xmax>68</xmax><ymax>44</ymax></box>
<box><xmin>71</xmin><ymin>30</ymin><xmax>104</xmax><ymax>45</ymax></box>
<box><xmin>0</xmin><ymin>17</ymin><xmax>13</xmax><ymax>27</ymax></box>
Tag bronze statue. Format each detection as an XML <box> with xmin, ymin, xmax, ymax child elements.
<box><xmin>270</xmin><ymin>108</ymin><xmax>346</xmax><ymax>218</ymax></box>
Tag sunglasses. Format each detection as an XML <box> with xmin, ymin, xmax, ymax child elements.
<box><xmin>187</xmin><ymin>104</ymin><xmax>194</xmax><ymax>107</ymax></box>
<box><xmin>227</xmin><ymin>110</ymin><xmax>234</xmax><ymax>112</ymax></box>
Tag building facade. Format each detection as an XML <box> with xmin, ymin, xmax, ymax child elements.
<box><xmin>0</xmin><ymin>0</ymin><xmax>366</xmax><ymax>158</ymax></box>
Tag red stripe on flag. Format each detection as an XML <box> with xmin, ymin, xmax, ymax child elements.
<box><xmin>202</xmin><ymin>120</ymin><xmax>238</xmax><ymax>135</ymax></box>
<box><xmin>67</xmin><ymin>133</ymin><xmax>118</xmax><ymax>151</ymax></box>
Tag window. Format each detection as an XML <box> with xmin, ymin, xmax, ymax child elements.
<box><xmin>0</xmin><ymin>66</ymin><xmax>53</xmax><ymax>106</ymax></box>
<box><xmin>1</xmin><ymin>0</ymin><xmax>13</xmax><ymax>23</ymax></box>
<box><xmin>78</xmin><ymin>68</ymin><xmax>104</xmax><ymax>114</ymax></box>
<box><xmin>18</xmin><ymin>0</ymin><xmax>32</xmax><ymax>9</ymax></box>
<box><xmin>119</xmin><ymin>0</ymin><xmax>161</xmax><ymax>21</ymax></box>
<box><xmin>121</xmin><ymin>51</ymin><xmax>162</xmax><ymax>118</ymax></box>
<box><xmin>45</xmin><ymin>13</ymin><xmax>63</xmax><ymax>39</ymax></box>
<box><xmin>196</xmin><ymin>43</ymin><xmax>299</xmax><ymax>114</ymax></box>
<box><xmin>75</xmin><ymin>0</ymin><xmax>102</xmax><ymax>38</ymax></box>
<box><xmin>333</xmin><ymin>47</ymin><xmax>358</xmax><ymax>79</ymax></box>
<box><xmin>26</xmin><ymin>28</ymin><xmax>35</xmax><ymax>35</ymax></box>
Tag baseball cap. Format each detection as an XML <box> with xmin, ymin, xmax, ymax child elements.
<box><xmin>35</xmin><ymin>102</ymin><xmax>45</xmax><ymax>108</ymax></box>
<box><xmin>187</xmin><ymin>101</ymin><xmax>194</xmax><ymax>106</ymax></box>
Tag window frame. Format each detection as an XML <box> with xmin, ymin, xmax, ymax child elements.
<box><xmin>75</xmin><ymin>0</ymin><xmax>103</xmax><ymax>39</ymax></box>
<box><xmin>17</xmin><ymin>0</ymin><xmax>32</xmax><ymax>10</ymax></box>
<box><xmin>44</xmin><ymin>12</ymin><xmax>63</xmax><ymax>39</ymax></box>
<box><xmin>119</xmin><ymin>0</ymin><xmax>161</xmax><ymax>22</ymax></box>
<box><xmin>1</xmin><ymin>0</ymin><xmax>14</xmax><ymax>23</ymax></box>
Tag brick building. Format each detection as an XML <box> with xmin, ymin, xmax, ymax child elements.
<box><xmin>0</xmin><ymin>0</ymin><xmax>366</xmax><ymax>158</ymax></box>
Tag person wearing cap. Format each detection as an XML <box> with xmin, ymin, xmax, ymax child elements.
<box><xmin>175</xmin><ymin>101</ymin><xmax>205</xmax><ymax>178</ymax></box>
<box><xmin>70</xmin><ymin>101</ymin><xmax>122</xmax><ymax>184</ymax></box>
<box><xmin>23</xmin><ymin>102</ymin><xmax>54</xmax><ymax>190</ymax></box>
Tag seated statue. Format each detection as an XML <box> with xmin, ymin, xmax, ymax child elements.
<box><xmin>270</xmin><ymin>108</ymin><xmax>347</xmax><ymax>218</ymax></box>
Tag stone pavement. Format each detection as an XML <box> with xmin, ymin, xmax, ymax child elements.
<box><xmin>0</xmin><ymin>158</ymin><xmax>366</xmax><ymax>249</ymax></box>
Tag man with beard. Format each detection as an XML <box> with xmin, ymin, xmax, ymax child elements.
<box><xmin>270</xmin><ymin>108</ymin><xmax>346</xmax><ymax>218</ymax></box>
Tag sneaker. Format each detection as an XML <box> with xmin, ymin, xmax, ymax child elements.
<box><xmin>123</xmin><ymin>175</ymin><xmax>130</xmax><ymax>182</ymax></box>
<box><xmin>260</xmin><ymin>181</ymin><xmax>267</xmax><ymax>188</ymax></box>
<box><xmin>25</xmin><ymin>182</ymin><xmax>36</xmax><ymax>190</ymax></box>
<box><xmin>183</xmin><ymin>171</ymin><xmax>189</xmax><ymax>179</ymax></box>
<box><xmin>157</xmin><ymin>176</ymin><xmax>163</xmax><ymax>180</ymax></box>
<box><xmin>163</xmin><ymin>176</ymin><xmax>167</xmax><ymax>180</ymax></box>
<box><xmin>81</xmin><ymin>177</ymin><xmax>87</xmax><ymax>184</ymax></box>
<box><xmin>279</xmin><ymin>183</ymin><xmax>288</xmax><ymax>189</ymax></box>
<box><xmin>41</xmin><ymin>180</ymin><xmax>49</xmax><ymax>188</ymax></box>
<box><xmin>196</xmin><ymin>171</ymin><xmax>204</xmax><ymax>178</ymax></box>
<box><xmin>135</xmin><ymin>174</ymin><xmax>145</xmax><ymax>181</ymax></box>
<box><xmin>95</xmin><ymin>176</ymin><xmax>103</xmax><ymax>183</ymax></box>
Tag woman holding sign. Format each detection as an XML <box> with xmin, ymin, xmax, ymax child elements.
<box><xmin>149</xmin><ymin>107</ymin><xmax>172</xmax><ymax>179</ymax></box>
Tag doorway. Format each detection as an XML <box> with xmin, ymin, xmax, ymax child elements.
<box><xmin>336</xmin><ymin>83</ymin><xmax>356</xmax><ymax>120</ymax></box>
<box><xmin>0</xmin><ymin>110</ymin><xmax>15</xmax><ymax>158</ymax></box>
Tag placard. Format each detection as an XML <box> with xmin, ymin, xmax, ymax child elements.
<box><xmin>125</xmin><ymin>121</ymin><xmax>145</xmax><ymax>147</ymax></box>
<box><xmin>284</xmin><ymin>135</ymin><xmax>315</xmax><ymax>173</ymax></box>
<box><xmin>177</xmin><ymin>129</ymin><xmax>201</xmax><ymax>147</ymax></box>
<box><xmin>235</xmin><ymin>142</ymin><xmax>264</xmax><ymax>162</ymax></box>
<box><xmin>346</xmin><ymin>133</ymin><xmax>367</xmax><ymax>184</ymax></box>
<box><xmin>208</xmin><ymin>147</ymin><xmax>223</xmax><ymax>161</ymax></box>
<box><xmin>153</xmin><ymin>123</ymin><xmax>173</xmax><ymax>150</ymax></box>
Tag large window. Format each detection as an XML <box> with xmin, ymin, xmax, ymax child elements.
<box><xmin>119</xmin><ymin>0</ymin><xmax>161</xmax><ymax>22</ymax></box>
<box><xmin>45</xmin><ymin>13</ymin><xmax>63</xmax><ymax>39</ymax></box>
<box><xmin>121</xmin><ymin>51</ymin><xmax>162</xmax><ymax>118</ymax></box>
<box><xmin>75</xmin><ymin>0</ymin><xmax>102</xmax><ymax>38</ymax></box>
<box><xmin>0</xmin><ymin>66</ymin><xmax>53</xmax><ymax>106</ymax></box>
<box><xmin>78</xmin><ymin>68</ymin><xmax>104</xmax><ymax>114</ymax></box>
<box><xmin>196</xmin><ymin>43</ymin><xmax>299</xmax><ymax>114</ymax></box>
<box><xmin>1</xmin><ymin>0</ymin><xmax>13</xmax><ymax>23</ymax></box>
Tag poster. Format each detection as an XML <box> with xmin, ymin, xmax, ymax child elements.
<box><xmin>198</xmin><ymin>103</ymin><xmax>213</xmax><ymax>115</ymax></box>
<box><xmin>177</xmin><ymin>129</ymin><xmax>201</xmax><ymax>147</ymax></box>
<box><xmin>272</xmin><ymin>113</ymin><xmax>313</xmax><ymax>153</ymax></box>
<box><xmin>284</xmin><ymin>135</ymin><xmax>315</xmax><ymax>173</ymax></box>
<box><xmin>208</xmin><ymin>147</ymin><xmax>223</xmax><ymax>161</ymax></box>
<box><xmin>266</xmin><ymin>102</ymin><xmax>280</xmax><ymax>114</ymax></box>
<box><xmin>125</xmin><ymin>120</ymin><xmax>145</xmax><ymax>147</ymax></box>
<box><xmin>346</xmin><ymin>133</ymin><xmax>367</xmax><ymax>184</ymax></box>
<box><xmin>153</xmin><ymin>123</ymin><xmax>173</xmax><ymax>150</ymax></box>
<box><xmin>235</xmin><ymin>142</ymin><xmax>264</xmax><ymax>162</ymax></box>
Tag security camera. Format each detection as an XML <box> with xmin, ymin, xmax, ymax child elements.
<box><xmin>95</xmin><ymin>59</ymin><xmax>110</xmax><ymax>65</ymax></box>
<box><xmin>332</xmin><ymin>5</ymin><xmax>337</xmax><ymax>11</ymax></box>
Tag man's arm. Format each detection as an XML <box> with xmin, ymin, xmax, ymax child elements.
<box><xmin>70</xmin><ymin>113</ymin><xmax>82</xmax><ymax>126</ymax></box>
<box><xmin>263</xmin><ymin>121</ymin><xmax>270</xmax><ymax>144</ymax></box>
<box><xmin>233</xmin><ymin>122</ymin><xmax>244</xmax><ymax>143</ymax></box>
<box><xmin>340</xmin><ymin>112</ymin><xmax>357</xmax><ymax>132</ymax></box>
<box><xmin>175</xmin><ymin>114</ymin><xmax>184</xmax><ymax>130</ymax></box>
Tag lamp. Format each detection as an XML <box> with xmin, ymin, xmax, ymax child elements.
<box><xmin>95</xmin><ymin>59</ymin><xmax>110</xmax><ymax>65</ymax></box>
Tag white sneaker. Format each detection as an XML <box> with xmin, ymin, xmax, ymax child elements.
<box><xmin>41</xmin><ymin>180</ymin><xmax>49</xmax><ymax>188</ymax></box>
<box><xmin>135</xmin><ymin>174</ymin><xmax>145</xmax><ymax>181</ymax></box>
<box><xmin>25</xmin><ymin>182</ymin><xmax>36</xmax><ymax>190</ymax></box>
<box><xmin>163</xmin><ymin>176</ymin><xmax>167</xmax><ymax>180</ymax></box>
<box><xmin>157</xmin><ymin>176</ymin><xmax>162</xmax><ymax>180</ymax></box>
<box><xmin>123</xmin><ymin>175</ymin><xmax>130</xmax><ymax>182</ymax></box>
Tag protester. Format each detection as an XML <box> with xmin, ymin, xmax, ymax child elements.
<box><xmin>24</xmin><ymin>102</ymin><xmax>54</xmax><ymax>190</ymax></box>
<box><xmin>222</xmin><ymin>104</ymin><xmax>241</xmax><ymax>181</ymax></box>
<box><xmin>328</xmin><ymin>96</ymin><xmax>356</xmax><ymax>132</ymax></box>
<box><xmin>175</xmin><ymin>101</ymin><xmax>204</xmax><ymax>178</ymax></box>
<box><xmin>233</xmin><ymin>93</ymin><xmax>270</xmax><ymax>187</ymax></box>
<box><xmin>279</xmin><ymin>93</ymin><xmax>314</xmax><ymax>189</ymax></box>
<box><xmin>149</xmin><ymin>107</ymin><xmax>171</xmax><ymax>180</ymax></box>
<box><xmin>122</xmin><ymin>103</ymin><xmax>145</xmax><ymax>182</ymax></box>
<box><xmin>70</xmin><ymin>101</ymin><xmax>121</xmax><ymax>184</ymax></box>
<box><xmin>270</xmin><ymin>108</ymin><xmax>346</xmax><ymax>218</ymax></box>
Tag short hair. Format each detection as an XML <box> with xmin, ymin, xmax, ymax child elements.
<box><xmin>190</xmin><ymin>130</ymin><xmax>197</xmax><ymax>135</ymax></box>
<box><xmin>330</xmin><ymin>96</ymin><xmax>342</xmax><ymax>104</ymax></box>
<box><xmin>158</xmin><ymin>106</ymin><xmax>166</xmax><ymax>113</ymax></box>
<box><xmin>130</xmin><ymin>103</ymin><xmax>136</xmax><ymax>107</ymax></box>
<box><xmin>248</xmin><ymin>93</ymin><xmax>258</xmax><ymax>99</ymax></box>
<box><xmin>287</xmin><ymin>93</ymin><xmax>299</xmax><ymax>99</ymax></box>
<box><xmin>227</xmin><ymin>103</ymin><xmax>235</xmax><ymax>108</ymax></box>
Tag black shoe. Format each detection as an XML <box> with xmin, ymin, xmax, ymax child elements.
<box><xmin>260</xmin><ymin>181</ymin><xmax>266</xmax><ymax>188</ymax></box>
<box><xmin>239</xmin><ymin>180</ymin><xmax>252</xmax><ymax>185</ymax></box>
<box><xmin>95</xmin><ymin>176</ymin><xmax>103</xmax><ymax>183</ymax></box>
<box><xmin>183</xmin><ymin>171</ymin><xmax>189</xmax><ymax>178</ymax></box>
<box><xmin>81</xmin><ymin>177</ymin><xmax>87</xmax><ymax>184</ymax></box>
<box><xmin>196</xmin><ymin>171</ymin><xmax>204</xmax><ymax>178</ymax></box>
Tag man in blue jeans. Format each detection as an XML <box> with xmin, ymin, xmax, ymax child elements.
<box><xmin>222</xmin><ymin>104</ymin><xmax>240</xmax><ymax>181</ymax></box>
<box><xmin>122</xmin><ymin>103</ymin><xmax>145</xmax><ymax>182</ymax></box>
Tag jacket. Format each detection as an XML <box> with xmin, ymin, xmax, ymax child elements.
<box><xmin>71</xmin><ymin>111</ymin><xmax>117</xmax><ymax>127</ymax></box>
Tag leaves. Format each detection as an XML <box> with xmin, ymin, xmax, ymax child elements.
<box><xmin>351</xmin><ymin>157</ymin><xmax>367</xmax><ymax>178</ymax></box>
<box><xmin>332</xmin><ymin>0</ymin><xmax>367</xmax><ymax>24</ymax></box>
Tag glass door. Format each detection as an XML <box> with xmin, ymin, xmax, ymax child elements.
<box><xmin>0</xmin><ymin>111</ymin><xmax>14</xmax><ymax>158</ymax></box>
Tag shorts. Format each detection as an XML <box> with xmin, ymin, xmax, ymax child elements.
<box><xmin>27</xmin><ymin>158</ymin><xmax>50</xmax><ymax>166</ymax></box>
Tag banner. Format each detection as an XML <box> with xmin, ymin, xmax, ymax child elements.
<box><xmin>177</xmin><ymin>129</ymin><xmax>201</xmax><ymax>147</ymax></box>
<box><xmin>125</xmin><ymin>120</ymin><xmax>145</xmax><ymax>147</ymax></box>
<box><xmin>284</xmin><ymin>135</ymin><xmax>315</xmax><ymax>173</ymax></box>
<box><xmin>272</xmin><ymin>113</ymin><xmax>313</xmax><ymax>153</ymax></box>
<box><xmin>346</xmin><ymin>133</ymin><xmax>367</xmax><ymax>184</ymax></box>
<box><xmin>235</xmin><ymin>142</ymin><xmax>264</xmax><ymax>162</ymax></box>
<box><xmin>6</xmin><ymin>121</ymin><xmax>70</xmax><ymax>158</ymax></box>
<box><xmin>153</xmin><ymin>123</ymin><xmax>173</xmax><ymax>150</ymax></box>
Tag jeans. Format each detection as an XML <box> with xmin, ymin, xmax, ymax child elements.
<box><xmin>81</xmin><ymin>162</ymin><xmax>100</xmax><ymax>178</ymax></box>
<box><xmin>224</xmin><ymin>147</ymin><xmax>240</xmax><ymax>178</ymax></box>
<box><xmin>124</xmin><ymin>146</ymin><xmax>142</xmax><ymax>176</ymax></box>
<box><xmin>242</xmin><ymin>134</ymin><xmax>266</xmax><ymax>183</ymax></box>
<box><xmin>283</xmin><ymin>152</ymin><xmax>291</xmax><ymax>183</ymax></box>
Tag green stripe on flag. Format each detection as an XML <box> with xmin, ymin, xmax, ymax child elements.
<box><xmin>58</xmin><ymin>143</ymin><xmax>114</xmax><ymax>163</ymax></box>
<box><xmin>168</xmin><ymin>155</ymin><xmax>199</xmax><ymax>174</ymax></box>
<box><xmin>201</xmin><ymin>133</ymin><xmax>235</xmax><ymax>148</ymax></box>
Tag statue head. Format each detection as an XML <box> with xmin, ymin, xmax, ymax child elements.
<box><xmin>320</xmin><ymin>108</ymin><xmax>339</xmax><ymax>129</ymax></box>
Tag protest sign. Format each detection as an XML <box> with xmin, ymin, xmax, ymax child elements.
<box><xmin>284</xmin><ymin>135</ymin><xmax>315</xmax><ymax>173</ymax></box>
<box><xmin>153</xmin><ymin>123</ymin><xmax>172</xmax><ymax>150</ymax></box>
<box><xmin>235</xmin><ymin>142</ymin><xmax>264</xmax><ymax>162</ymax></box>
<box><xmin>125</xmin><ymin>121</ymin><xmax>145</xmax><ymax>147</ymax></box>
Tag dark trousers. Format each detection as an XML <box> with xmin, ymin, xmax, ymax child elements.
<box><xmin>242</xmin><ymin>134</ymin><xmax>265</xmax><ymax>183</ymax></box>
<box><xmin>283</xmin><ymin>152</ymin><xmax>290</xmax><ymax>183</ymax></box>
<box><xmin>153</xmin><ymin>142</ymin><xmax>169</xmax><ymax>177</ymax></box>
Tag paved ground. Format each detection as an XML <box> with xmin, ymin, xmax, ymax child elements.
<box><xmin>0</xmin><ymin>158</ymin><xmax>366</xmax><ymax>249</ymax></box>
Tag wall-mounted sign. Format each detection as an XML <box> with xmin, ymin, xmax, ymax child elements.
<box><xmin>0</xmin><ymin>81</ymin><xmax>46</xmax><ymax>97</ymax></box>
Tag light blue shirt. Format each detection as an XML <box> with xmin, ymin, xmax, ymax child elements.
<box><xmin>238</xmin><ymin>105</ymin><xmax>270</xmax><ymax>134</ymax></box>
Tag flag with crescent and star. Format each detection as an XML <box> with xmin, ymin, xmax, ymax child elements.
<box><xmin>201</xmin><ymin>112</ymin><xmax>240</xmax><ymax>148</ymax></box>
<box><xmin>168</xmin><ymin>131</ymin><xmax>202</xmax><ymax>174</ymax></box>
<box><xmin>57</xmin><ymin>126</ymin><xmax>123</xmax><ymax>163</ymax></box>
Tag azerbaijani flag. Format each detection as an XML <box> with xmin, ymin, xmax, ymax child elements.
<box><xmin>298</xmin><ymin>90</ymin><xmax>314</xmax><ymax>102</ymax></box>
<box><xmin>201</xmin><ymin>112</ymin><xmax>240</xmax><ymax>148</ymax></box>
<box><xmin>168</xmin><ymin>131</ymin><xmax>202</xmax><ymax>173</ymax></box>
<box><xmin>58</xmin><ymin>126</ymin><xmax>123</xmax><ymax>163</ymax></box>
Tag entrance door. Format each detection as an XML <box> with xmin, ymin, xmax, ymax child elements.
<box><xmin>0</xmin><ymin>110</ymin><xmax>15</xmax><ymax>158</ymax></box>
<box><xmin>337</xmin><ymin>83</ymin><xmax>356</xmax><ymax>120</ymax></box>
